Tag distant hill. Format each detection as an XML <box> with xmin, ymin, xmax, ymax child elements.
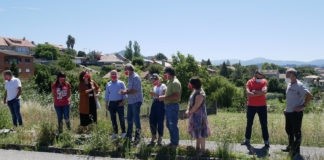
<box><xmin>212</xmin><ymin>58</ymin><xmax>324</xmax><ymax>67</ymax></box>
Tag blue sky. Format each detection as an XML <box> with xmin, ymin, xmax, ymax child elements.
<box><xmin>0</xmin><ymin>0</ymin><xmax>324</xmax><ymax>61</ymax></box>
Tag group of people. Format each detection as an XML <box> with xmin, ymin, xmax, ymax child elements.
<box><xmin>2</xmin><ymin>65</ymin><xmax>312</xmax><ymax>156</ymax></box>
<box><xmin>240</xmin><ymin>69</ymin><xmax>312</xmax><ymax>157</ymax></box>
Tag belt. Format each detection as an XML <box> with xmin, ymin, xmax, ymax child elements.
<box><xmin>110</xmin><ymin>100</ymin><xmax>122</xmax><ymax>103</ymax></box>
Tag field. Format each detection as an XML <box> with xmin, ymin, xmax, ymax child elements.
<box><xmin>1</xmin><ymin>99</ymin><xmax>323</xmax><ymax>148</ymax></box>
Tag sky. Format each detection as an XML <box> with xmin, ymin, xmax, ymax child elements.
<box><xmin>0</xmin><ymin>0</ymin><xmax>324</xmax><ymax>61</ymax></box>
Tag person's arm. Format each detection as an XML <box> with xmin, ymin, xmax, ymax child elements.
<box><xmin>118</xmin><ymin>82</ymin><xmax>127</xmax><ymax>107</ymax></box>
<box><xmin>16</xmin><ymin>87</ymin><xmax>22</xmax><ymax>99</ymax></box>
<box><xmin>66</xmin><ymin>83</ymin><xmax>71</xmax><ymax>98</ymax></box>
<box><xmin>246</xmin><ymin>87</ymin><xmax>255</xmax><ymax>97</ymax></box>
<box><xmin>51</xmin><ymin>84</ymin><xmax>56</xmax><ymax>98</ymax></box>
<box><xmin>253</xmin><ymin>86</ymin><xmax>267</xmax><ymax>96</ymax></box>
<box><xmin>295</xmin><ymin>92</ymin><xmax>313</xmax><ymax>112</ymax></box>
<box><xmin>104</xmin><ymin>84</ymin><xmax>110</xmax><ymax>109</ymax></box>
<box><xmin>3</xmin><ymin>90</ymin><xmax>7</xmax><ymax>104</ymax></box>
<box><xmin>188</xmin><ymin>95</ymin><xmax>204</xmax><ymax>114</ymax></box>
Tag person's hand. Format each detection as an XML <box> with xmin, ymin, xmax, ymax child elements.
<box><xmin>149</xmin><ymin>91</ymin><xmax>155</xmax><ymax>96</ymax></box>
<box><xmin>294</xmin><ymin>106</ymin><xmax>305</xmax><ymax>112</ymax></box>
<box><xmin>92</xmin><ymin>86</ymin><xmax>95</xmax><ymax>90</ymax></box>
<box><xmin>158</xmin><ymin>96</ymin><xmax>165</xmax><ymax>102</ymax></box>
<box><xmin>283</xmin><ymin>109</ymin><xmax>286</xmax><ymax>114</ymax></box>
<box><xmin>118</xmin><ymin>102</ymin><xmax>124</xmax><ymax>107</ymax></box>
<box><xmin>185</xmin><ymin>110</ymin><xmax>190</xmax><ymax>117</ymax></box>
<box><xmin>119</xmin><ymin>90</ymin><xmax>127</xmax><ymax>95</ymax></box>
<box><xmin>94</xmin><ymin>94</ymin><xmax>99</xmax><ymax>98</ymax></box>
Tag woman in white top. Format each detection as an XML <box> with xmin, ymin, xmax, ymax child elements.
<box><xmin>148</xmin><ymin>74</ymin><xmax>167</xmax><ymax>145</ymax></box>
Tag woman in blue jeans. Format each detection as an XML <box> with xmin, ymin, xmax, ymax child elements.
<box><xmin>148</xmin><ymin>74</ymin><xmax>167</xmax><ymax>145</ymax></box>
<box><xmin>51</xmin><ymin>71</ymin><xmax>72</xmax><ymax>133</ymax></box>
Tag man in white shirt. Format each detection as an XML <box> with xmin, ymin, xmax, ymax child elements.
<box><xmin>3</xmin><ymin>70</ymin><xmax>23</xmax><ymax>127</ymax></box>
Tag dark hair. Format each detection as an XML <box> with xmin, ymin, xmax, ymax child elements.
<box><xmin>3</xmin><ymin>70</ymin><xmax>12</xmax><ymax>76</ymax></box>
<box><xmin>79</xmin><ymin>70</ymin><xmax>90</xmax><ymax>82</ymax></box>
<box><xmin>190</xmin><ymin>77</ymin><xmax>202</xmax><ymax>90</ymax></box>
<box><xmin>56</xmin><ymin>71</ymin><xmax>67</xmax><ymax>86</ymax></box>
<box><xmin>164</xmin><ymin>66</ymin><xmax>176</xmax><ymax>76</ymax></box>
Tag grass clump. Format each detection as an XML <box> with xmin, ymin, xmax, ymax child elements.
<box><xmin>36</xmin><ymin>121</ymin><xmax>56</xmax><ymax>147</ymax></box>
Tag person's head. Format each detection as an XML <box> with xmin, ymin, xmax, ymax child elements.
<box><xmin>254</xmin><ymin>70</ymin><xmax>264</xmax><ymax>82</ymax></box>
<box><xmin>56</xmin><ymin>71</ymin><xmax>67</xmax><ymax>85</ymax></box>
<box><xmin>286</xmin><ymin>68</ymin><xmax>297</xmax><ymax>83</ymax></box>
<box><xmin>189</xmin><ymin>77</ymin><xmax>202</xmax><ymax>90</ymax></box>
<box><xmin>150</xmin><ymin>73</ymin><xmax>159</xmax><ymax>86</ymax></box>
<box><xmin>164</xmin><ymin>66</ymin><xmax>176</xmax><ymax>80</ymax></box>
<box><xmin>3</xmin><ymin>70</ymin><xmax>13</xmax><ymax>81</ymax></box>
<box><xmin>79</xmin><ymin>70</ymin><xmax>91</xmax><ymax>83</ymax></box>
<box><xmin>110</xmin><ymin>70</ymin><xmax>118</xmax><ymax>81</ymax></box>
<box><xmin>124</xmin><ymin>63</ymin><xmax>134</xmax><ymax>76</ymax></box>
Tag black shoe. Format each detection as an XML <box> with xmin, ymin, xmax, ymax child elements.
<box><xmin>241</xmin><ymin>141</ymin><xmax>250</xmax><ymax>146</ymax></box>
<box><xmin>282</xmin><ymin>146</ymin><xmax>291</xmax><ymax>152</ymax></box>
<box><xmin>264</xmin><ymin>143</ymin><xmax>270</xmax><ymax>149</ymax></box>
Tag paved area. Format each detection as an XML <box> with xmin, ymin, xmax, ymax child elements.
<box><xmin>0</xmin><ymin>149</ymin><xmax>124</xmax><ymax>160</ymax></box>
<box><xmin>144</xmin><ymin>138</ymin><xmax>324</xmax><ymax>159</ymax></box>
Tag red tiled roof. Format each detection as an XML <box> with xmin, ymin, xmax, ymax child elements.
<box><xmin>4</xmin><ymin>37</ymin><xmax>35</xmax><ymax>48</ymax></box>
<box><xmin>0</xmin><ymin>37</ymin><xmax>8</xmax><ymax>46</ymax></box>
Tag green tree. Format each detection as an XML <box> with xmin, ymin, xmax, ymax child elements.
<box><xmin>77</xmin><ymin>51</ymin><xmax>86</xmax><ymax>57</ymax></box>
<box><xmin>133</xmin><ymin>41</ymin><xmax>141</xmax><ymax>58</ymax></box>
<box><xmin>64</xmin><ymin>49</ymin><xmax>77</xmax><ymax>57</ymax></box>
<box><xmin>155</xmin><ymin>53</ymin><xmax>167</xmax><ymax>60</ymax></box>
<box><xmin>101</xmin><ymin>65</ymin><xmax>115</xmax><ymax>76</ymax></box>
<box><xmin>206</xmin><ymin>59</ymin><xmax>212</xmax><ymax>66</ymax></box>
<box><xmin>66</xmin><ymin>35</ymin><xmax>75</xmax><ymax>49</ymax></box>
<box><xmin>10</xmin><ymin>62</ymin><xmax>19</xmax><ymax>77</ymax></box>
<box><xmin>34</xmin><ymin>44</ymin><xmax>60</xmax><ymax>60</ymax></box>
<box><xmin>172</xmin><ymin>52</ymin><xmax>208</xmax><ymax>102</ymax></box>
<box><xmin>124</xmin><ymin>41</ymin><xmax>133</xmax><ymax>60</ymax></box>
<box><xmin>132</xmin><ymin>57</ymin><xmax>144</xmax><ymax>66</ymax></box>
<box><xmin>220</xmin><ymin>62</ymin><xmax>229</xmax><ymax>78</ymax></box>
<box><xmin>34</xmin><ymin>63</ymin><xmax>53</xmax><ymax>93</ymax></box>
<box><xmin>57</xmin><ymin>56</ymin><xmax>76</xmax><ymax>71</ymax></box>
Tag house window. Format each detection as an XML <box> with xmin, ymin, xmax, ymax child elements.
<box><xmin>19</xmin><ymin>68</ymin><xmax>21</xmax><ymax>73</ymax></box>
<box><xmin>26</xmin><ymin>68</ymin><xmax>30</xmax><ymax>73</ymax></box>
<box><xmin>25</xmin><ymin>58</ymin><xmax>31</xmax><ymax>63</ymax></box>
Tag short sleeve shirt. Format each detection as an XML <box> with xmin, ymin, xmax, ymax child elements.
<box><xmin>127</xmin><ymin>73</ymin><xmax>143</xmax><ymax>104</ymax></box>
<box><xmin>153</xmin><ymin>84</ymin><xmax>167</xmax><ymax>99</ymax></box>
<box><xmin>165</xmin><ymin>77</ymin><xmax>181</xmax><ymax>105</ymax></box>
<box><xmin>51</xmin><ymin>82</ymin><xmax>72</xmax><ymax>106</ymax></box>
<box><xmin>246</xmin><ymin>78</ymin><xmax>267</xmax><ymax>107</ymax></box>
<box><xmin>286</xmin><ymin>81</ymin><xmax>310</xmax><ymax>113</ymax></box>
<box><xmin>5</xmin><ymin>77</ymin><xmax>22</xmax><ymax>101</ymax></box>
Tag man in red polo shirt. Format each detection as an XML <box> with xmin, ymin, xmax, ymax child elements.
<box><xmin>241</xmin><ymin>71</ymin><xmax>270</xmax><ymax>148</ymax></box>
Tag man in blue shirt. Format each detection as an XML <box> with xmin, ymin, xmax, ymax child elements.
<box><xmin>120</xmin><ymin>64</ymin><xmax>143</xmax><ymax>144</ymax></box>
<box><xmin>105</xmin><ymin>70</ymin><xmax>127</xmax><ymax>139</ymax></box>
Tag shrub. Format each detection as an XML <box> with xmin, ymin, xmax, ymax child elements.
<box><xmin>132</xmin><ymin>57</ymin><xmax>144</xmax><ymax>66</ymax></box>
<box><xmin>148</xmin><ymin>64</ymin><xmax>164</xmax><ymax>74</ymax></box>
<box><xmin>37</xmin><ymin>121</ymin><xmax>56</xmax><ymax>146</ymax></box>
<box><xmin>57</xmin><ymin>56</ymin><xmax>76</xmax><ymax>71</ymax></box>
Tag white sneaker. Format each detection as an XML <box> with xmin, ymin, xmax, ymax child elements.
<box><xmin>111</xmin><ymin>133</ymin><xmax>118</xmax><ymax>139</ymax></box>
<box><xmin>121</xmin><ymin>133</ymin><xmax>126</xmax><ymax>138</ymax></box>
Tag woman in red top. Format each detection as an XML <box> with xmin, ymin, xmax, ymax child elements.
<box><xmin>51</xmin><ymin>71</ymin><xmax>72</xmax><ymax>133</ymax></box>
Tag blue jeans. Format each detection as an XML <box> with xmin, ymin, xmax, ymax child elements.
<box><xmin>245</xmin><ymin>106</ymin><xmax>269</xmax><ymax>142</ymax></box>
<box><xmin>126</xmin><ymin>102</ymin><xmax>142</xmax><ymax>139</ymax></box>
<box><xmin>165</xmin><ymin>103</ymin><xmax>179</xmax><ymax>146</ymax></box>
<box><xmin>7</xmin><ymin>98</ymin><xmax>23</xmax><ymax>127</ymax></box>
<box><xmin>109</xmin><ymin>101</ymin><xmax>126</xmax><ymax>134</ymax></box>
<box><xmin>54</xmin><ymin>105</ymin><xmax>71</xmax><ymax>131</ymax></box>
<box><xmin>149</xmin><ymin>101</ymin><xmax>165</xmax><ymax>137</ymax></box>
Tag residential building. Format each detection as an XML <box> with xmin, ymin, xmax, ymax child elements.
<box><xmin>97</xmin><ymin>54</ymin><xmax>128</xmax><ymax>66</ymax></box>
<box><xmin>0</xmin><ymin>50</ymin><xmax>34</xmax><ymax>79</ymax></box>
<box><xmin>259</xmin><ymin>69</ymin><xmax>279</xmax><ymax>79</ymax></box>
<box><xmin>0</xmin><ymin>37</ymin><xmax>35</xmax><ymax>55</ymax></box>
